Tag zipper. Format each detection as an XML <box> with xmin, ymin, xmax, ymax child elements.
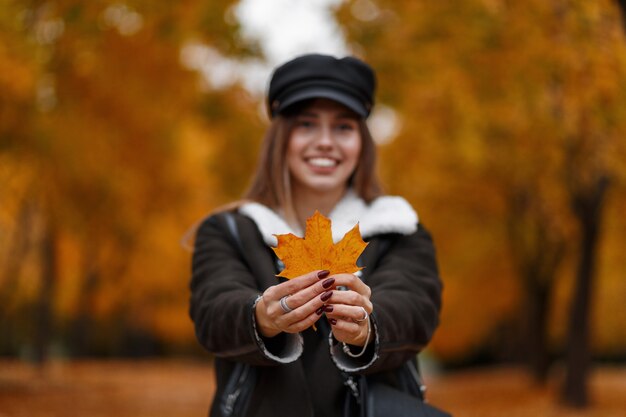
<box><xmin>221</xmin><ymin>363</ymin><xmax>252</xmax><ymax>417</ymax></box>
<box><xmin>222</xmin><ymin>389</ymin><xmax>241</xmax><ymax>416</ymax></box>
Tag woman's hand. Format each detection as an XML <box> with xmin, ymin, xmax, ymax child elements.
<box><xmin>324</xmin><ymin>273</ymin><xmax>373</xmax><ymax>347</ymax></box>
<box><xmin>255</xmin><ymin>270</ymin><xmax>334</xmax><ymax>337</ymax></box>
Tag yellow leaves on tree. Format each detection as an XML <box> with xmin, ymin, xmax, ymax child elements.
<box><xmin>272</xmin><ymin>211</ymin><xmax>368</xmax><ymax>279</ymax></box>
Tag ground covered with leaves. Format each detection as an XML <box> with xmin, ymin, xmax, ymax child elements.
<box><xmin>0</xmin><ymin>360</ymin><xmax>624</xmax><ymax>417</ymax></box>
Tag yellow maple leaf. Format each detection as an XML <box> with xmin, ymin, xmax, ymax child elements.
<box><xmin>272</xmin><ymin>211</ymin><xmax>368</xmax><ymax>279</ymax></box>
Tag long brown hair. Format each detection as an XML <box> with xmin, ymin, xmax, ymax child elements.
<box><xmin>243</xmin><ymin>103</ymin><xmax>384</xmax><ymax>217</ymax></box>
<box><xmin>181</xmin><ymin>103</ymin><xmax>384</xmax><ymax>250</ymax></box>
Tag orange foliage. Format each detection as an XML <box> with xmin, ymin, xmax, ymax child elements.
<box><xmin>273</xmin><ymin>211</ymin><xmax>368</xmax><ymax>279</ymax></box>
<box><xmin>2</xmin><ymin>0</ymin><xmax>626</xmax><ymax>364</ymax></box>
<box><xmin>0</xmin><ymin>0</ymin><xmax>255</xmax><ymax>352</ymax></box>
<box><xmin>338</xmin><ymin>0</ymin><xmax>626</xmax><ymax>362</ymax></box>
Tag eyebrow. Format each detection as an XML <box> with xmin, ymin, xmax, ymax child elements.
<box><xmin>297</xmin><ymin>111</ymin><xmax>359</xmax><ymax>120</ymax></box>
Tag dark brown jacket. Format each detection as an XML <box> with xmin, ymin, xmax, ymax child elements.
<box><xmin>189</xmin><ymin>211</ymin><xmax>442</xmax><ymax>417</ymax></box>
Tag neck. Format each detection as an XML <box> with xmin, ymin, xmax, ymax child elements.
<box><xmin>290</xmin><ymin>185</ymin><xmax>347</xmax><ymax>230</ymax></box>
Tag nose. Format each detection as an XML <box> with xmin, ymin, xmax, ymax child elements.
<box><xmin>314</xmin><ymin>125</ymin><xmax>334</xmax><ymax>149</ymax></box>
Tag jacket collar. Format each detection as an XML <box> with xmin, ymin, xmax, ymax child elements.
<box><xmin>239</xmin><ymin>190</ymin><xmax>418</xmax><ymax>247</ymax></box>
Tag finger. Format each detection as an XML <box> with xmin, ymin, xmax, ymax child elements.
<box><xmin>325</xmin><ymin>304</ymin><xmax>369</xmax><ymax>322</ymax></box>
<box><xmin>278</xmin><ymin>276</ymin><xmax>336</xmax><ymax>312</ymax></box>
<box><xmin>284</xmin><ymin>309</ymin><xmax>324</xmax><ymax>333</ymax></box>
<box><xmin>275</xmin><ymin>269</ymin><xmax>331</xmax><ymax>298</ymax></box>
<box><xmin>324</xmin><ymin>289</ymin><xmax>373</xmax><ymax>314</ymax></box>
<box><xmin>275</xmin><ymin>286</ymin><xmax>332</xmax><ymax>322</ymax></box>
<box><xmin>327</xmin><ymin>317</ymin><xmax>361</xmax><ymax>334</ymax></box>
<box><xmin>277</xmin><ymin>293</ymin><xmax>327</xmax><ymax>331</ymax></box>
<box><xmin>331</xmin><ymin>273</ymin><xmax>371</xmax><ymax>298</ymax></box>
<box><xmin>262</xmin><ymin>270</ymin><xmax>329</xmax><ymax>312</ymax></box>
<box><xmin>327</xmin><ymin>317</ymin><xmax>370</xmax><ymax>346</ymax></box>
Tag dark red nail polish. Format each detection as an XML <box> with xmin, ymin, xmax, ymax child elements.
<box><xmin>316</xmin><ymin>306</ymin><xmax>324</xmax><ymax>315</ymax></box>
<box><xmin>324</xmin><ymin>305</ymin><xmax>334</xmax><ymax>313</ymax></box>
<box><xmin>318</xmin><ymin>270</ymin><xmax>330</xmax><ymax>279</ymax></box>
<box><xmin>320</xmin><ymin>291</ymin><xmax>333</xmax><ymax>302</ymax></box>
<box><xmin>322</xmin><ymin>277</ymin><xmax>335</xmax><ymax>289</ymax></box>
<box><xmin>329</xmin><ymin>318</ymin><xmax>337</xmax><ymax>325</ymax></box>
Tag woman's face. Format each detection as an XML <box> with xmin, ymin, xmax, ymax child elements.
<box><xmin>287</xmin><ymin>99</ymin><xmax>362</xmax><ymax>197</ymax></box>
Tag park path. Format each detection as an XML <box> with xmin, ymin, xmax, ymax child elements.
<box><xmin>1</xmin><ymin>360</ymin><xmax>625</xmax><ymax>416</ymax></box>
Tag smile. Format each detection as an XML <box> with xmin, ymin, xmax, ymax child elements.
<box><xmin>307</xmin><ymin>157</ymin><xmax>338</xmax><ymax>168</ymax></box>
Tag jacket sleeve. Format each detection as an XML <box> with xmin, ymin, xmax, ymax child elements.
<box><xmin>189</xmin><ymin>215</ymin><xmax>303</xmax><ymax>366</ymax></box>
<box><xmin>331</xmin><ymin>225</ymin><xmax>442</xmax><ymax>374</ymax></box>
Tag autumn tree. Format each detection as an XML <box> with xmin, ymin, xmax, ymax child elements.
<box><xmin>0</xmin><ymin>0</ymin><xmax>257</xmax><ymax>358</ymax></box>
<box><xmin>338</xmin><ymin>0</ymin><xmax>626</xmax><ymax>402</ymax></box>
<box><xmin>557</xmin><ymin>1</ymin><xmax>626</xmax><ymax>405</ymax></box>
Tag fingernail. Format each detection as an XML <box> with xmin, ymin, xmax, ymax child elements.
<box><xmin>322</xmin><ymin>277</ymin><xmax>335</xmax><ymax>289</ymax></box>
<box><xmin>318</xmin><ymin>270</ymin><xmax>330</xmax><ymax>279</ymax></box>
<box><xmin>316</xmin><ymin>306</ymin><xmax>324</xmax><ymax>315</ymax></box>
<box><xmin>320</xmin><ymin>291</ymin><xmax>333</xmax><ymax>302</ymax></box>
<box><xmin>324</xmin><ymin>305</ymin><xmax>334</xmax><ymax>313</ymax></box>
<box><xmin>329</xmin><ymin>318</ymin><xmax>337</xmax><ymax>325</ymax></box>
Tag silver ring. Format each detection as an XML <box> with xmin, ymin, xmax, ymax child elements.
<box><xmin>354</xmin><ymin>307</ymin><xmax>368</xmax><ymax>323</ymax></box>
<box><xmin>279</xmin><ymin>295</ymin><xmax>293</xmax><ymax>313</ymax></box>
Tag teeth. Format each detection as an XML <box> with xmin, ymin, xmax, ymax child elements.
<box><xmin>308</xmin><ymin>158</ymin><xmax>337</xmax><ymax>167</ymax></box>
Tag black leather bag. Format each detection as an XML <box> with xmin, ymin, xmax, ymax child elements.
<box><xmin>343</xmin><ymin>361</ymin><xmax>452</xmax><ymax>417</ymax></box>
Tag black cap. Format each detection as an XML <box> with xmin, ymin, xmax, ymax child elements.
<box><xmin>267</xmin><ymin>54</ymin><xmax>376</xmax><ymax>118</ymax></box>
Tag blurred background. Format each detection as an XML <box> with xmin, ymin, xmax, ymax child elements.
<box><xmin>1</xmin><ymin>0</ymin><xmax>626</xmax><ymax>416</ymax></box>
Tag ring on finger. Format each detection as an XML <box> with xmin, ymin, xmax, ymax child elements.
<box><xmin>279</xmin><ymin>295</ymin><xmax>293</xmax><ymax>313</ymax></box>
<box><xmin>354</xmin><ymin>306</ymin><xmax>368</xmax><ymax>323</ymax></box>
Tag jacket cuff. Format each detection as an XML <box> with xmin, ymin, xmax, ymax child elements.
<box><xmin>328</xmin><ymin>314</ymin><xmax>380</xmax><ymax>373</ymax></box>
<box><xmin>251</xmin><ymin>295</ymin><xmax>303</xmax><ymax>363</ymax></box>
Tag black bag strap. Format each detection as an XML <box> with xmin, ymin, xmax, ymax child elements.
<box><xmin>213</xmin><ymin>211</ymin><xmax>260</xmax><ymax>417</ymax></box>
<box><xmin>224</xmin><ymin>212</ymin><xmax>243</xmax><ymax>252</ymax></box>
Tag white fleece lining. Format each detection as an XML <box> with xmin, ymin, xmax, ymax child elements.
<box><xmin>239</xmin><ymin>190</ymin><xmax>418</xmax><ymax>247</ymax></box>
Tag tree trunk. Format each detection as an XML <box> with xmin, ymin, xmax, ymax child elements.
<box><xmin>70</xmin><ymin>250</ymin><xmax>99</xmax><ymax>357</ymax></box>
<box><xmin>507</xmin><ymin>188</ymin><xmax>564</xmax><ymax>385</ymax></box>
<box><xmin>561</xmin><ymin>176</ymin><xmax>610</xmax><ymax>407</ymax></box>
<box><xmin>0</xmin><ymin>197</ymin><xmax>34</xmax><ymax>353</ymax></box>
<box><xmin>34</xmin><ymin>213</ymin><xmax>57</xmax><ymax>365</ymax></box>
<box><xmin>526</xmin><ymin>281</ymin><xmax>551</xmax><ymax>383</ymax></box>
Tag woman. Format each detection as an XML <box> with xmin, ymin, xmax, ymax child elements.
<box><xmin>189</xmin><ymin>54</ymin><xmax>442</xmax><ymax>417</ymax></box>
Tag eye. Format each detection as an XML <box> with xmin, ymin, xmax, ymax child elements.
<box><xmin>295</xmin><ymin>119</ymin><xmax>316</xmax><ymax>129</ymax></box>
<box><xmin>335</xmin><ymin>121</ymin><xmax>357</xmax><ymax>132</ymax></box>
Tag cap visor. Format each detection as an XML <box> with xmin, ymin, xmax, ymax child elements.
<box><xmin>277</xmin><ymin>87</ymin><xmax>368</xmax><ymax>117</ymax></box>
